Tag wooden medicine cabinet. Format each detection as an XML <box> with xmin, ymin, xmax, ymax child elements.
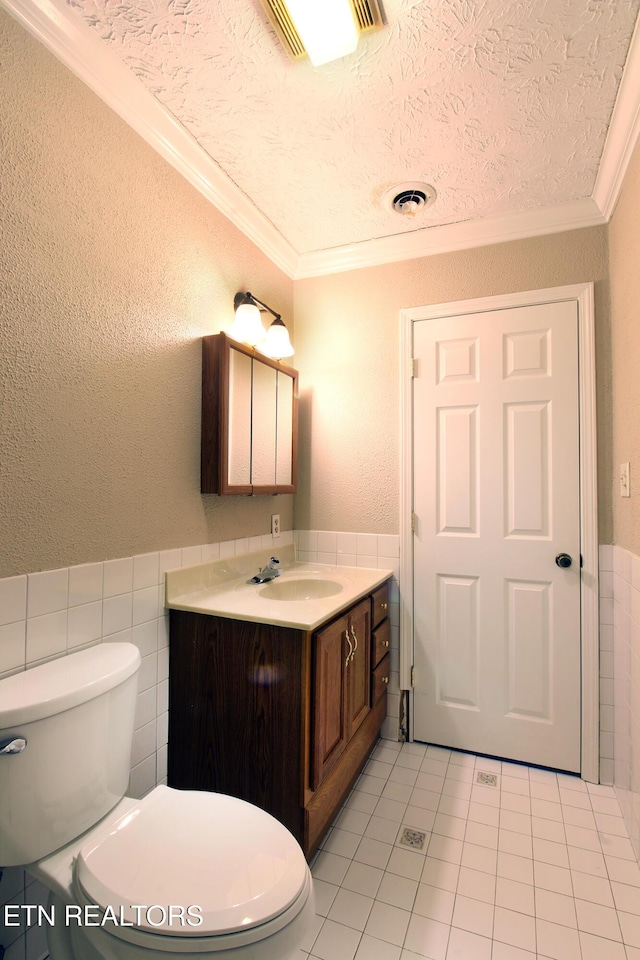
<box><xmin>201</xmin><ymin>333</ymin><xmax>298</xmax><ymax>495</ymax></box>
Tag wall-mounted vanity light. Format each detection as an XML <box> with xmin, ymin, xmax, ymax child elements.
<box><xmin>229</xmin><ymin>292</ymin><xmax>294</xmax><ymax>360</ymax></box>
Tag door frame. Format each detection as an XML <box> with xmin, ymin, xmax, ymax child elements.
<box><xmin>399</xmin><ymin>283</ymin><xmax>599</xmax><ymax>782</ymax></box>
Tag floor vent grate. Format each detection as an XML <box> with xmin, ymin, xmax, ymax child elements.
<box><xmin>476</xmin><ymin>771</ymin><xmax>499</xmax><ymax>787</ymax></box>
<box><xmin>399</xmin><ymin>827</ymin><xmax>427</xmax><ymax>850</ymax></box>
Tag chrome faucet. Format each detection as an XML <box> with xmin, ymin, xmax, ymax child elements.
<box><xmin>247</xmin><ymin>557</ymin><xmax>281</xmax><ymax>584</ymax></box>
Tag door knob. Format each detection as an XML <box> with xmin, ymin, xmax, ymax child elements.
<box><xmin>0</xmin><ymin>737</ymin><xmax>27</xmax><ymax>755</ymax></box>
<box><xmin>555</xmin><ymin>553</ymin><xmax>573</xmax><ymax>568</ymax></box>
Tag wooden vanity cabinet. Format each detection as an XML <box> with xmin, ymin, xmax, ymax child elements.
<box><xmin>167</xmin><ymin>578</ymin><xmax>392</xmax><ymax>859</ymax></box>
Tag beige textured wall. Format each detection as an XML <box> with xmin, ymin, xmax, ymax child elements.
<box><xmin>294</xmin><ymin>229</ymin><xmax>611</xmax><ymax>541</ymax></box>
<box><xmin>0</xmin><ymin>11</ymin><xmax>293</xmax><ymax>578</ymax></box>
<box><xmin>608</xmin><ymin>140</ymin><xmax>640</xmax><ymax>555</ymax></box>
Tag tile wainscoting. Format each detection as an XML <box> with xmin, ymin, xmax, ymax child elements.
<box><xmin>0</xmin><ymin>528</ymin><xmax>400</xmax><ymax>960</ymax></box>
<box><xmin>8</xmin><ymin>534</ymin><xmax>640</xmax><ymax>959</ymax></box>
<box><xmin>599</xmin><ymin>544</ymin><xmax>640</xmax><ymax>864</ymax></box>
<box><xmin>0</xmin><ymin>532</ymin><xmax>291</xmax><ymax>960</ymax></box>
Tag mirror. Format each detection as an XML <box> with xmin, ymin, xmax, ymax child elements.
<box><xmin>201</xmin><ymin>333</ymin><xmax>298</xmax><ymax>495</ymax></box>
<box><xmin>251</xmin><ymin>359</ymin><xmax>277</xmax><ymax>487</ymax></box>
<box><xmin>227</xmin><ymin>348</ymin><xmax>252</xmax><ymax>487</ymax></box>
<box><xmin>276</xmin><ymin>371</ymin><xmax>294</xmax><ymax>486</ymax></box>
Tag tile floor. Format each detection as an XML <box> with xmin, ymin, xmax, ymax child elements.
<box><xmin>300</xmin><ymin>739</ymin><xmax>640</xmax><ymax>960</ymax></box>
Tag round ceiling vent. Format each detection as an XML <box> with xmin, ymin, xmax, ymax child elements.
<box><xmin>383</xmin><ymin>182</ymin><xmax>437</xmax><ymax>217</ymax></box>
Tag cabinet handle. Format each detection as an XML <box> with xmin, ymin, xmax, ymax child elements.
<box><xmin>383</xmin><ymin>639</ymin><xmax>390</xmax><ymax>648</ymax></box>
<box><xmin>350</xmin><ymin>624</ymin><xmax>358</xmax><ymax>662</ymax></box>
<box><xmin>380</xmin><ymin>675</ymin><xmax>389</xmax><ymax>685</ymax></box>
<box><xmin>381</xmin><ymin>602</ymin><xmax>388</xmax><ymax>610</ymax></box>
<box><xmin>344</xmin><ymin>630</ymin><xmax>353</xmax><ymax>666</ymax></box>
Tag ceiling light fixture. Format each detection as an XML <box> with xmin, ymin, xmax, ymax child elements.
<box><xmin>260</xmin><ymin>0</ymin><xmax>384</xmax><ymax>66</ymax></box>
<box><xmin>230</xmin><ymin>292</ymin><xmax>294</xmax><ymax>359</ymax></box>
<box><xmin>285</xmin><ymin>0</ymin><xmax>356</xmax><ymax>65</ymax></box>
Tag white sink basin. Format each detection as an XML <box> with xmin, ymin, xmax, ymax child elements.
<box><xmin>259</xmin><ymin>578</ymin><xmax>343</xmax><ymax>601</ymax></box>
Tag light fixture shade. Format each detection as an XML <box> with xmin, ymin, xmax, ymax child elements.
<box><xmin>285</xmin><ymin>0</ymin><xmax>358</xmax><ymax>66</ymax></box>
<box><xmin>228</xmin><ymin>302</ymin><xmax>266</xmax><ymax>347</ymax></box>
<box><xmin>261</xmin><ymin>318</ymin><xmax>294</xmax><ymax>359</ymax></box>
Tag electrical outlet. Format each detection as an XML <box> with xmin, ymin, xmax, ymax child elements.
<box><xmin>271</xmin><ymin>514</ymin><xmax>281</xmax><ymax>537</ymax></box>
<box><xmin>621</xmin><ymin>462</ymin><xmax>631</xmax><ymax>498</ymax></box>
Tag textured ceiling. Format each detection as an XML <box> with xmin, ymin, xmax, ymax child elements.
<box><xmin>63</xmin><ymin>0</ymin><xmax>640</xmax><ymax>256</ymax></box>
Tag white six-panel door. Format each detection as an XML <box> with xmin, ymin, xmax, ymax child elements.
<box><xmin>412</xmin><ymin>299</ymin><xmax>582</xmax><ymax>772</ymax></box>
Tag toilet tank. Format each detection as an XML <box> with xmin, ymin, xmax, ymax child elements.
<box><xmin>0</xmin><ymin>642</ymin><xmax>140</xmax><ymax>866</ymax></box>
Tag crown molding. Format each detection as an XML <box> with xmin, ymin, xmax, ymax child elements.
<box><xmin>2</xmin><ymin>0</ymin><xmax>638</xmax><ymax>280</ymax></box>
<box><xmin>0</xmin><ymin>0</ymin><xmax>299</xmax><ymax>278</ymax></box>
<box><xmin>293</xmin><ymin>198</ymin><xmax>606</xmax><ymax>278</ymax></box>
<box><xmin>592</xmin><ymin>11</ymin><xmax>640</xmax><ymax>221</ymax></box>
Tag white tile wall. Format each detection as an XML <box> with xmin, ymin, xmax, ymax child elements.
<box><xmin>600</xmin><ymin>546</ymin><xmax>615</xmax><ymax>787</ymax></box>
<box><xmin>0</xmin><ymin>530</ymin><xmax>290</xmax><ymax>960</ymax></box>
<box><xmin>0</xmin><ymin>532</ymin><xmax>295</xmax><ymax>783</ymax></box>
<box><xmin>0</xmin><ymin>528</ymin><xmax>400</xmax><ymax>959</ymax></box>
<box><xmin>600</xmin><ymin>543</ymin><xmax>640</xmax><ymax>865</ymax></box>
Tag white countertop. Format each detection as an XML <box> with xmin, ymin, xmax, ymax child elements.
<box><xmin>165</xmin><ymin>544</ymin><xmax>393</xmax><ymax>630</ymax></box>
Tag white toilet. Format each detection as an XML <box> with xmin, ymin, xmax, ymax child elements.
<box><xmin>0</xmin><ymin>642</ymin><xmax>315</xmax><ymax>959</ymax></box>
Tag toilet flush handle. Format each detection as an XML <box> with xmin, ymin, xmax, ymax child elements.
<box><xmin>0</xmin><ymin>737</ymin><xmax>27</xmax><ymax>755</ymax></box>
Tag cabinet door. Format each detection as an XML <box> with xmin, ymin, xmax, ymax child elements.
<box><xmin>275</xmin><ymin>370</ymin><xmax>296</xmax><ymax>488</ymax></box>
<box><xmin>251</xmin><ymin>360</ymin><xmax>277</xmax><ymax>485</ymax></box>
<box><xmin>346</xmin><ymin>600</ymin><xmax>371</xmax><ymax>738</ymax></box>
<box><xmin>312</xmin><ymin>615</ymin><xmax>348</xmax><ymax>789</ymax></box>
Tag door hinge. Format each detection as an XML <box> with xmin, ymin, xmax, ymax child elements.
<box><xmin>411</xmin><ymin>358</ymin><xmax>417</xmax><ymax>378</ymax></box>
<box><xmin>410</xmin><ymin>665</ymin><xmax>415</xmax><ymax>687</ymax></box>
<box><xmin>411</xmin><ymin>511</ymin><xmax>416</xmax><ymax>532</ymax></box>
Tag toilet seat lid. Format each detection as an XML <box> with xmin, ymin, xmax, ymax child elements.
<box><xmin>75</xmin><ymin>786</ymin><xmax>309</xmax><ymax>937</ymax></box>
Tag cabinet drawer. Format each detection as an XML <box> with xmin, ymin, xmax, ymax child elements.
<box><xmin>371</xmin><ymin>583</ymin><xmax>390</xmax><ymax>629</ymax></box>
<box><xmin>372</xmin><ymin>618</ymin><xmax>390</xmax><ymax>668</ymax></box>
<box><xmin>372</xmin><ymin>654</ymin><xmax>390</xmax><ymax>706</ymax></box>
